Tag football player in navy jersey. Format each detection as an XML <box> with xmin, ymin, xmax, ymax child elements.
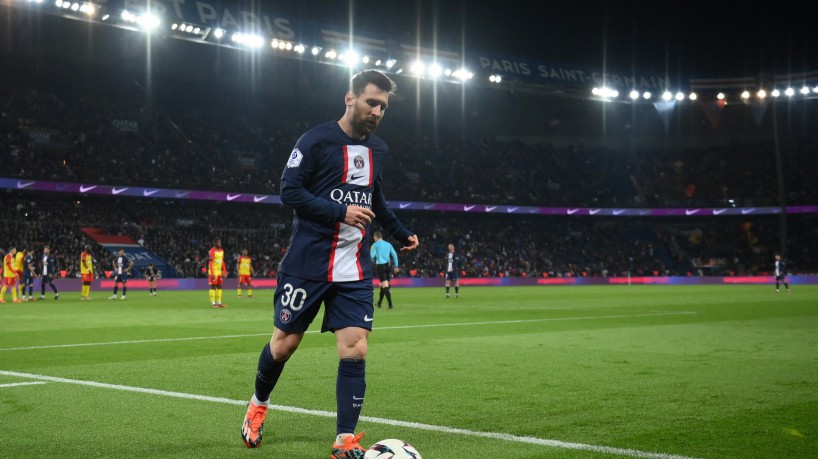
<box><xmin>241</xmin><ymin>69</ymin><xmax>419</xmax><ymax>458</ymax></box>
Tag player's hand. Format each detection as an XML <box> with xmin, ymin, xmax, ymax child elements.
<box><xmin>400</xmin><ymin>234</ymin><xmax>420</xmax><ymax>252</ymax></box>
<box><xmin>344</xmin><ymin>205</ymin><xmax>376</xmax><ymax>230</ymax></box>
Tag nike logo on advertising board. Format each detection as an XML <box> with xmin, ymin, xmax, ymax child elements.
<box><xmin>79</xmin><ymin>185</ymin><xmax>97</xmax><ymax>193</ymax></box>
<box><xmin>363</xmin><ymin>315</ymin><xmax>374</xmax><ymax>322</ymax></box>
<box><xmin>612</xmin><ymin>210</ymin><xmax>626</xmax><ymax>215</ymax></box>
<box><xmin>712</xmin><ymin>209</ymin><xmax>727</xmax><ymax>215</ymax></box>
<box><xmin>17</xmin><ymin>181</ymin><xmax>35</xmax><ymax>189</ymax></box>
<box><xmin>464</xmin><ymin>205</ymin><xmax>476</xmax><ymax>211</ymax></box>
<box><xmin>423</xmin><ymin>204</ymin><xmax>435</xmax><ymax>210</ymax></box>
<box><xmin>485</xmin><ymin>206</ymin><xmax>497</xmax><ymax>212</ymax></box>
<box><xmin>685</xmin><ymin>209</ymin><xmax>700</xmax><ymax>215</ymax></box>
<box><xmin>175</xmin><ymin>191</ymin><xmax>190</xmax><ymax>198</ymax></box>
<box><xmin>226</xmin><ymin>194</ymin><xmax>241</xmax><ymax>201</ymax></box>
<box><xmin>567</xmin><ymin>209</ymin><xmax>580</xmax><ymax>214</ymax></box>
<box><xmin>253</xmin><ymin>195</ymin><xmax>268</xmax><ymax>202</ymax></box>
<box><xmin>143</xmin><ymin>189</ymin><xmax>159</xmax><ymax>196</ymax></box>
<box><xmin>589</xmin><ymin>209</ymin><xmax>601</xmax><ymax>215</ymax></box>
<box><xmin>741</xmin><ymin>208</ymin><xmax>755</xmax><ymax>215</ymax></box>
<box><xmin>112</xmin><ymin>187</ymin><xmax>128</xmax><ymax>195</ymax></box>
<box><xmin>506</xmin><ymin>207</ymin><xmax>518</xmax><ymax>213</ymax></box>
<box><xmin>399</xmin><ymin>203</ymin><xmax>411</xmax><ymax>209</ymax></box>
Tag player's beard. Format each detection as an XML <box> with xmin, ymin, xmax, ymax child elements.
<box><xmin>351</xmin><ymin>114</ymin><xmax>379</xmax><ymax>137</ymax></box>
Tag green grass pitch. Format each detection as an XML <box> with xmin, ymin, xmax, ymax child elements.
<box><xmin>1</xmin><ymin>285</ymin><xmax>816</xmax><ymax>458</ymax></box>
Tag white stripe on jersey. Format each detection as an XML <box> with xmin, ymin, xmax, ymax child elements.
<box><xmin>342</xmin><ymin>145</ymin><xmax>373</xmax><ymax>186</ymax></box>
<box><xmin>328</xmin><ymin>222</ymin><xmax>365</xmax><ymax>282</ymax></box>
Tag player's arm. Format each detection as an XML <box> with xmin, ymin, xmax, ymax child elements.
<box><xmin>389</xmin><ymin>244</ymin><xmax>399</xmax><ymax>269</ymax></box>
<box><xmin>371</xmin><ymin>177</ymin><xmax>418</xmax><ymax>251</ymax></box>
<box><xmin>127</xmin><ymin>259</ymin><xmax>134</xmax><ymax>272</ymax></box>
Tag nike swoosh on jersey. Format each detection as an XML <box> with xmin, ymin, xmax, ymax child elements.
<box><xmin>143</xmin><ymin>189</ymin><xmax>159</xmax><ymax>196</ymax></box>
<box><xmin>350</xmin><ymin>174</ymin><xmax>364</xmax><ymax>180</ymax></box>
<box><xmin>79</xmin><ymin>185</ymin><xmax>97</xmax><ymax>193</ymax></box>
<box><xmin>16</xmin><ymin>181</ymin><xmax>35</xmax><ymax>189</ymax></box>
<box><xmin>112</xmin><ymin>187</ymin><xmax>129</xmax><ymax>195</ymax></box>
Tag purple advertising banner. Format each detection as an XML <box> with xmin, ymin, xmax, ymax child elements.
<box><xmin>3</xmin><ymin>177</ymin><xmax>817</xmax><ymax>216</ymax></box>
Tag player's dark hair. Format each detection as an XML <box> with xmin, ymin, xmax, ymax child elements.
<box><xmin>351</xmin><ymin>69</ymin><xmax>396</xmax><ymax>96</ymax></box>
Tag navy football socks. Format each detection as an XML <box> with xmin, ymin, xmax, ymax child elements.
<box><xmin>254</xmin><ymin>342</ymin><xmax>287</xmax><ymax>403</ymax></box>
<box><xmin>336</xmin><ymin>358</ymin><xmax>366</xmax><ymax>435</ymax></box>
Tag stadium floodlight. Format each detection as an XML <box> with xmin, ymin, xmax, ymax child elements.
<box><xmin>409</xmin><ymin>60</ymin><xmax>425</xmax><ymax>76</ymax></box>
<box><xmin>325</xmin><ymin>49</ymin><xmax>337</xmax><ymax>59</ymax></box>
<box><xmin>674</xmin><ymin>92</ymin><xmax>684</xmax><ymax>101</ymax></box>
<box><xmin>193</xmin><ymin>27</ymin><xmax>201</xmax><ymax>35</ymax></box>
<box><xmin>771</xmin><ymin>89</ymin><xmax>781</xmax><ymax>97</ymax></box>
<box><xmin>661</xmin><ymin>91</ymin><xmax>672</xmax><ymax>101</ymax></box>
<box><xmin>294</xmin><ymin>44</ymin><xmax>305</xmax><ymax>54</ymax></box>
<box><xmin>741</xmin><ymin>90</ymin><xmax>750</xmax><ymax>99</ymax></box>
<box><xmin>385</xmin><ymin>59</ymin><xmax>396</xmax><ymax>69</ymax></box>
<box><xmin>489</xmin><ymin>75</ymin><xmax>502</xmax><ymax>83</ymax></box>
<box><xmin>311</xmin><ymin>46</ymin><xmax>321</xmax><ymax>55</ymax></box>
<box><xmin>688</xmin><ymin>92</ymin><xmax>697</xmax><ymax>101</ymax></box>
<box><xmin>184</xmin><ymin>25</ymin><xmax>193</xmax><ymax>33</ymax></box>
<box><xmin>79</xmin><ymin>3</ymin><xmax>94</xmax><ymax>16</ymax></box>
<box><xmin>375</xmin><ymin>59</ymin><xmax>382</xmax><ymax>66</ymax></box>
<box><xmin>717</xmin><ymin>92</ymin><xmax>726</xmax><ymax>100</ymax></box>
<box><xmin>70</xmin><ymin>2</ymin><xmax>79</xmax><ymax>11</ymax></box>
<box><xmin>800</xmin><ymin>86</ymin><xmax>810</xmax><ymax>95</ymax></box>
<box><xmin>629</xmin><ymin>90</ymin><xmax>639</xmax><ymax>100</ymax></box>
<box><xmin>591</xmin><ymin>87</ymin><xmax>600</xmax><ymax>96</ymax></box>
<box><xmin>362</xmin><ymin>55</ymin><xmax>370</xmax><ymax>64</ymax></box>
<box><xmin>213</xmin><ymin>28</ymin><xmax>225</xmax><ymax>39</ymax></box>
<box><xmin>277</xmin><ymin>41</ymin><xmax>286</xmax><ymax>50</ymax></box>
<box><xmin>101</xmin><ymin>13</ymin><xmax>109</xmax><ymax>20</ymax></box>
<box><xmin>285</xmin><ymin>42</ymin><xmax>293</xmax><ymax>50</ymax></box>
<box><xmin>452</xmin><ymin>68</ymin><xmax>472</xmax><ymax>80</ymax></box>
<box><xmin>428</xmin><ymin>63</ymin><xmax>442</xmax><ymax>79</ymax></box>
<box><xmin>55</xmin><ymin>0</ymin><xmax>62</xmax><ymax>6</ymax></box>
<box><xmin>642</xmin><ymin>91</ymin><xmax>652</xmax><ymax>99</ymax></box>
<box><xmin>757</xmin><ymin>89</ymin><xmax>767</xmax><ymax>99</ymax></box>
<box><xmin>813</xmin><ymin>86</ymin><xmax>818</xmax><ymax>93</ymax></box>
<box><xmin>271</xmin><ymin>39</ymin><xmax>279</xmax><ymax>48</ymax></box>
<box><xmin>784</xmin><ymin>87</ymin><xmax>795</xmax><ymax>96</ymax></box>
<box><xmin>171</xmin><ymin>23</ymin><xmax>178</xmax><ymax>30</ymax></box>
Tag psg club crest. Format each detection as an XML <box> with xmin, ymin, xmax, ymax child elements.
<box><xmin>280</xmin><ymin>309</ymin><xmax>292</xmax><ymax>324</ymax></box>
<box><xmin>353</xmin><ymin>155</ymin><xmax>365</xmax><ymax>169</ymax></box>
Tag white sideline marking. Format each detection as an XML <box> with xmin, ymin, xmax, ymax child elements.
<box><xmin>0</xmin><ymin>312</ymin><xmax>696</xmax><ymax>351</ymax></box>
<box><xmin>0</xmin><ymin>370</ymin><xmax>701</xmax><ymax>459</ymax></box>
<box><xmin>0</xmin><ymin>381</ymin><xmax>47</xmax><ymax>388</ymax></box>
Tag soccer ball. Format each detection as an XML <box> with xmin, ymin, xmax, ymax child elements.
<box><xmin>364</xmin><ymin>438</ymin><xmax>422</xmax><ymax>458</ymax></box>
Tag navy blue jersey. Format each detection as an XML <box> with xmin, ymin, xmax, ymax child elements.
<box><xmin>41</xmin><ymin>253</ymin><xmax>57</xmax><ymax>276</ymax></box>
<box><xmin>445</xmin><ymin>252</ymin><xmax>461</xmax><ymax>274</ymax></box>
<box><xmin>279</xmin><ymin>121</ymin><xmax>413</xmax><ymax>282</ymax></box>
<box><xmin>23</xmin><ymin>254</ymin><xmax>35</xmax><ymax>277</ymax></box>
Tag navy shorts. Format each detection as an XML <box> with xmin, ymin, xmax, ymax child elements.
<box><xmin>274</xmin><ymin>273</ymin><xmax>374</xmax><ymax>334</ymax></box>
<box><xmin>446</xmin><ymin>271</ymin><xmax>459</xmax><ymax>281</ymax></box>
<box><xmin>114</xmin><ymin>273</ymin><xmax>129</xmax><ymax>283</ymax></box>
<box><xmin>41</xmin><ymin>274</ymin><xmax>54</xmax><ymax>284</ymax></box>
<box><xmin>23</xmin><ymin>275</ymin><xmax>34</xmax><ymax>287</ymax></box>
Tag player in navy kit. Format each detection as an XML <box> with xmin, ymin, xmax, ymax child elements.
<box><xmin>445</xmin><ymin>243</ymin><xmax>461</xmax><ymax>298</ymax></box>
<box><xmin>39</xmin><ymin>245</ymin><xmax>59</xmax><ymax>300</ymax></box>
<box><xmin>241</xmin><ymin>70</ymin><xmax>419</xmax><ymax>458</ymax></box>
<box><xmin>109</xmin><ymin>249</ymin><xmax>134</xmax><ymax>300</ymax></box>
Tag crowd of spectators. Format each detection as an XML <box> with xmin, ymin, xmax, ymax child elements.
<box><xmin>2</xmin><ymin>194</ymin><xmax>815</xmax><ymax>281</ymax></box>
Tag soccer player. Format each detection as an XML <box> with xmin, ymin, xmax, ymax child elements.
<box><xmin>237</xmin><ymin>249</ymin><xmax>255</xmax><ymax>299</ymax></box>
<box><xmin>109</xmin><ymin>249</ymin><xmax>134</xmax><ymax>300</ymax></box>
<box><xmin>240</xmin><ymin>70</ymin><xmax>419</xmax><ymax>457</ymax></box>
<box><xmin>40</xmin><ymin>245</ymin><xmax>59</xmax><ymax>300</ymax></box>
<box><xmin>13</xmin><ymin>247</ymin><xmax>25</xmax><ymax>299</ymax></box>
<box><xmin>80</xmin><ymin>245</ymin><xmax>94</xmax><ymax>300</ymax></box>
<box><xmin>208</xmin><ymin>238</ymin><xmax>228</xmax><ymax>307</ymax></box>
<box><xmin>774</xmin><ymin>254</ymin><xmax>790</xmax><ymax>293</ymax></box>
<box><xmin>22</xmin><ymin>247</ymin><xmax>37</xmax><ymax>301</ymax></box>
<box><xmin>370</xmin><ymin>231</ymin><xmax>399</xmax><ymax>308</ymax></box>
<box><xmin>145</xmin><ymin>263</ymin><xmax>158</xmax><ymax>296</ymax></box>
<box><xmin>1</xmin><ymin>246</ymin><xmax>22</xmax><ymax>303</ymax></box>
<box><xmin>445</xmin><ymin>243</ymin><xmax>461</xmax><ymax>298</ymax></box>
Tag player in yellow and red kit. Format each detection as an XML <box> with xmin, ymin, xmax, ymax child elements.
<box><xmin>80</xmin><ymin>245</ymin><xmax>94</xmax><ymax>300</ymax></box>
<box><xmin>208</xmin><ymin>238</ymin><xmax>228</xmax><ymax>308</ymax></box>
<box><xmin>237</xmin><ymin>249</ymin><xmax>255</xmax><ymax>299</ymax></box>
<box><xmin>1</xmin><ymin>246</ymin><xmax>22</xmax><ymax>303</ymax></box>
<box><xmin>13</xmin><ymin>248</ymin><xmax>25</xmax><ymax>299</ymax></box>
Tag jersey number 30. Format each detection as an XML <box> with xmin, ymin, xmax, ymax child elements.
<box><xmin>280</xmin><ymin>283</ymin><xmax>307</xmax><ymax>311</ymax></box>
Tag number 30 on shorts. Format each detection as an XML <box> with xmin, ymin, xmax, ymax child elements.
<box><xmin>280</xmin><ymin>283</ymin><xmax>307</xmax><ymax>310</ymax></box>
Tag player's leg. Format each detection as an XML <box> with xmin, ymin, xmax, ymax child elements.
<box><xmin>242</xmin><ymin>275</ymin><xmax>325</xmax><ymax>448</ymax></box>
<box><xmin>445</xmin><ymin>277</ymin><xmax>451</xmax><ymax>297</ymax></box>
<box><xmin>216</xmin><ymin>284</ymin><xmax>223</xmax><ymax>305</ymax></box>
<box><xmin>0</xmin><ymin>280</ymin><xmax>7</xmax><ymax>302</ymax></box>
<box><xmin>455</xmin><ymin>278</ymin><xmax>460</xmax><ymax>298</ymax></box>
<box><xmin>121</xmin><ymin>279</ymin><xmax>127</xmax><ymax>299</ymax></box>
<box><xmin>110</xmin><ymin>278</ymin><xmax>119</xmax><ymax>299</ymax></box>
<box><xmin>775</xmin><ymin>276</ymin><xmax>781</xmax><ymax>293</ymax></box>
<box><xmin>209</xmin><ymin>283</ymin><xmax>217</xmax><ymax>306</ymax></box>
<box><xmin>377</xmin><ymin>279</ymin><xmax>385</xmax><ymax>308</ymax></box>
<box><xmin>325</xmin><ymin>281</ymin><xmax>373</xmax><ymax>458</ymax></box>
<box><xmin>248</xmin><ymin>280</ymin><xmax>253</xmax><ymax>298</ymax></box>
<box><xmin>238</xmin><ymin>278</ymin><xmax>243</xmax><ymax>298</ymax></box>
<box><xmin>10</xmin><ymin>278</ymin><xmax>19</xmax><ymax>302</ymax></box>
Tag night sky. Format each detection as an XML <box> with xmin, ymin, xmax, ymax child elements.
<box><xmin>277</xmin><ymin>0</ymin><xmax>818</xmax><ymax>78</ymax></box>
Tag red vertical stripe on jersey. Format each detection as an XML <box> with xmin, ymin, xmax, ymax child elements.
<box><xmin>367</xmin><ymin>148</ymin><xmax>373</xmax><ymax>186</ymax></box>
<box><xmin>341</xmin><ymin>145</ymin><xmax>350</xmax><ymax>184</ymax></box>
<box><xmin>328</xmin><ymin>222</ymin><xmax>342</xmax><ymax>281</ymax></box>
<box><xmin>355</xmin><ymin>229</ymin><xmax>365</xmax><ymax>278</ymax></box>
